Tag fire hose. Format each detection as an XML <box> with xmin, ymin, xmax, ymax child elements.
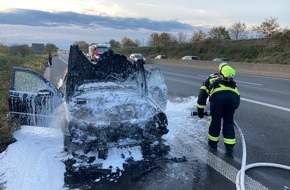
<box><xmin>191</xmin><ymin>111</ymin><xmax>290</xmax><ymax>190</ymax></box>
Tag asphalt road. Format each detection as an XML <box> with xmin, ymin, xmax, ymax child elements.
<box><xmin>50</xmin><ymin>55</ymin><xmax>290</xmax><ymax>190</ymax></box>
<box><xmin>153</xmin><ymin>63</ymin><xmax>290</xmax><ymax>190</ymax></box>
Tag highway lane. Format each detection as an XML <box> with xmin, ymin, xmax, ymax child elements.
<box><xmin>44</xmin><ymin>54</ymin><xmax>68</xmax><ymax>86</ymax></box>
<box><xmin>51</xmin><ymin>55</ymin><xmax>290</xmax><ymax>189</ymax></box>
<box><xmin>158</xmin><ymin>64</ymin><xmax>290</xmax><ymax>109</ymax></box>
<box><xmin>154</xmin><ymin>63</ymin><xmax>290</xmax><ymax>189</ymax></box>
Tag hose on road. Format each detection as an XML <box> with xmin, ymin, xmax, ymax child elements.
<box><xmin>234</xmin><ymin>121</ymin><xmax>290</xmax><ymax>190</ymax></box>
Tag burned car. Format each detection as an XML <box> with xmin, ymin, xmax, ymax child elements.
<box><xmin>8</xmin><ymin>45</ymin><xmax>170</xmax><ymax>175</ymax></box>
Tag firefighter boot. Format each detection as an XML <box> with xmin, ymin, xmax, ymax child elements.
<box><xmin>208</xmin><ymin>140</ymin><xmax>217</xmax><ymax>150</ymax></box>
<box><xmin>225</xmin><ymin>144</ymin><xmax>234</xmax><ymax>158</ymax></box>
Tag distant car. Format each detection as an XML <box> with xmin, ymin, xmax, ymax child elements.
<box><xmin>154</xmin><ymin>54</ymin><xmax>167</xmax><ymax>59</ymax></box>
<box><xmin>213</xmin><ymin>58</ymin><xmax>230</xmax><ymax>62</ymax></box>
<box><xmin>181</xmin><ymin>56</ymin><xmax>200</xmax><ymax>61</ymax></box>
<box><xmin>129</xmin><ymin>53</ymin><xmax>146</xmax><ymax>63</ymax></box>
<box><xmin>88</xmin><ymin>43</ymin><xmax>111</xmax><ymax>61</ymax></box>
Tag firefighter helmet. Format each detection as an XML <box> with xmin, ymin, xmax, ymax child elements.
<box><xmin>219</xmin><ymin>63</ymin><xmax>236</xmax><ymax>79</ymax></box>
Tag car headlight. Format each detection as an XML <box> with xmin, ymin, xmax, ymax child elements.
<box><xmin>152</xmin><ymin>86</ymin><xmax>161</xmax><ymax>96</ymax></box>
<box><xmin>124</xmin><ymin>105</ymin><xmax>135</xmax><ymax>118</ymax></box>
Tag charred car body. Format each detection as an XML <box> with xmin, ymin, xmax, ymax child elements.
<box><xmin>64</xmin><ymin>45</ymin><xmax>169</xmax><ymax>166</ymax></box>
<box><xmin>8</xmin><ymin>45</ymin><xmax>170</xmax><ymax>175</ymax></box>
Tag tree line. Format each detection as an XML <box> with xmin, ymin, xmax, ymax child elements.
<box><xmin>0</xmin><ymin>43</ymin><xmax>57</xmax><ymax>56</ymax></box>
<box><xmin>75</xmin><ymin>17</ymin><xmax>289</xmax><ymax>53</ymax></box>
<box><xmin>0</xmin><ymin>17</ymin><xmax>289</xmax><ymax>55</ymax></box>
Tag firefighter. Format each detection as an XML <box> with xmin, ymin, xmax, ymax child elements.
<box><xmin>48</xmin><ymin>52</ymin><xmax>52</xmax><ymax>66</ymax></box>
<box><xmin>196</xmin><ymin>62</ymin><xmax>240</xmax><ymax>157</ymax></box>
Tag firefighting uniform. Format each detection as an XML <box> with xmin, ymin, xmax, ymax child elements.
<box><xmin>196</xmin><ymin>63</ymin><xmax>240</xmax><ymax>150</ymax></box>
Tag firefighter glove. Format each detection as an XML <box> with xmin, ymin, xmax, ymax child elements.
<box><xmin>197</xmin><ymin>108</ymin><xmax>204</xmax><ymax>118</ymax></box>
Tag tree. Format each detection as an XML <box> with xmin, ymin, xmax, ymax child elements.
<box><xmin>190</xmin><ymin>30</ymin><xmax>207</xmax><ymax>43</ymax></box>
<box><xmin>149</xmin><ymin>33</ymin><xmax>160</xmax><ymax>46</ymax></box>
<box><xmin>272</xmin><ymin>28</ymin><xmax>290</xmax><ymax>47</ymax></box>
<box><xmin>252</xmin><ymin>17</ymin><xmax>280</xmax><ymax>38</ymax></box>
<box><xmin>280</xmin><ymin>29</ymin><xmax>290</xmax><ymax>45</ymax></box>
<box><xmin>149</xmin><ymin>32</ymin><xmax>174</xmax><ymax>46</ymax></box>
<box><xmin>73</xmin><ymin>41</ymin><xmax>89</xmax><ymax>53</ymax></box>
<box><xmin>208</xmin><ymin>26</ymin><xmax>231</xmax><ymax>40</ymax></box>
<box><xmin>121</xmin><ymin>37</ymin><xmax>138</xmax><ymax>47</ymax></box>
<box><xmin>45</xmin><ymin>43</ymin><xmax>58</xmax><ymax>54</ymax></box>
<box><xmin>177</xmin><ymin>32</ymin><xmax>188</xmax><ymax>44</ymax></box>
<box><xmin>109</xmin><ymin>39</ymin><xmax>121</xmax><ymax>49</ymax></box>
<box><xmin>160</xmin><ymin>32</ymin><xmax>176</xmax><ymax>46</ymax></box>
<box><xmin>229</xmin><ymin>22</ymin><xmax>247</xmax><ymax>40</ymax></box>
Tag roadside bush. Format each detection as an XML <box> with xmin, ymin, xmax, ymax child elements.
<box><xmin>8</xmin><ymin>44</ymin><xmax>32</xmax><ymax>56</ymax></box>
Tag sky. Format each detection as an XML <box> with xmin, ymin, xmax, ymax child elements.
<box><xmin>0</xmin><ymin>96</ymin><xmax>210</xmax><ymax>190</ymax></box>
<box><xmin>0</xmin><ymin>0</ymin><xmax>290</xmax><ymax>49</ymax></box>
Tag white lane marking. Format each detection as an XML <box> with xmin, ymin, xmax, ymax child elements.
<box><xmin>167</xmin><ymin>102</ymin><xmax>269</xmax><ymax>189</ymax></box>
<box><xmin>237</xmin><ymin>81</ymin><xmax>262</xmax><ymax>86</ymax></box>
<box><xmin>241</xmin><ymin>97</ymin><xmax>290</xmax><ymax>112</ymax></box>
<box><xmin>166</xmin><ymin>72</ymin><xmax>263</xmax><ymax>86</ymax></box>
<box><xmin>165</xmin><ymin>76</ymin><xmax>198</xmax><ymax>86</ymax></box>
<box><xmin>59</xmin><ymin>56</ymin><xmax>68</xmax><ymax>64</ymax></box>
<box><xmin>165</xmin><ymin>74</ymin><xmax>290</xmax><ymax>112</ymax></box>
<box><xmin>162</xmin><ymin>71</ymin><xmax>204</xmax><ymax>80</ymax></box>
<box><xmin>174</xmin><ymin>138</ymin><xmax>269</xmax><ymax>190</ymax></box>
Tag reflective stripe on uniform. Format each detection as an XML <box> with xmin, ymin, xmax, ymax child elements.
<box><xmin>210</xmin><ymin>84</ymin><xmax>239</xmax><ymax>97</ymax></box>
<box><xmin>200</xmin><ymin>86</ymin><xmax>209</xmax><ymax>94</ymax></box>
<box><xmin>208</xmin><ymin>134</ymin><xmax>219</xmax><ymax>142</ymax></box>
<box><xmin>209</xmin><ymin>76</ymin><xmax>219</xmax><ymax>85</ymax></box>
<box><xmin>197</xmin><ymin>104</ymin><xmax>206</xmax><ymax>108</ymax></box>
<box><xmin>224</xmin><ymin>138</ymin><xmax>236</xmax><ymax>145</ymax></box>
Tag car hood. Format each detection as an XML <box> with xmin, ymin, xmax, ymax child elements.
<box><xmin>66</xmin><ymin>45</ymin><xmax>140</xmax><ymax>101</ymax></box>
<box><xmin>68</xmin><ymin>82</ymin><xmax>158</xmax><ymax>126</ymax></box>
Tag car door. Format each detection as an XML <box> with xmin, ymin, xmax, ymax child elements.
<box><xmin>146</xmin><ymin>67</ymin><xmax>168</xmax><ymax>111</ymax></box>
<box><xmin>8</xmin><ymin>67</ymin><xmax>64</xmax><ymax>127</ymax></box>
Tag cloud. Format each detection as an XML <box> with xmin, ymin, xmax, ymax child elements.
<box><xmin>0</xmin><ymin>8</ymin><xmax>195</xmax><ymax>32</ymax></box>
<box><xmin>0</xmin><ymin>8</ymin><xmax>206</xmax><ymax>49</ymax></box>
